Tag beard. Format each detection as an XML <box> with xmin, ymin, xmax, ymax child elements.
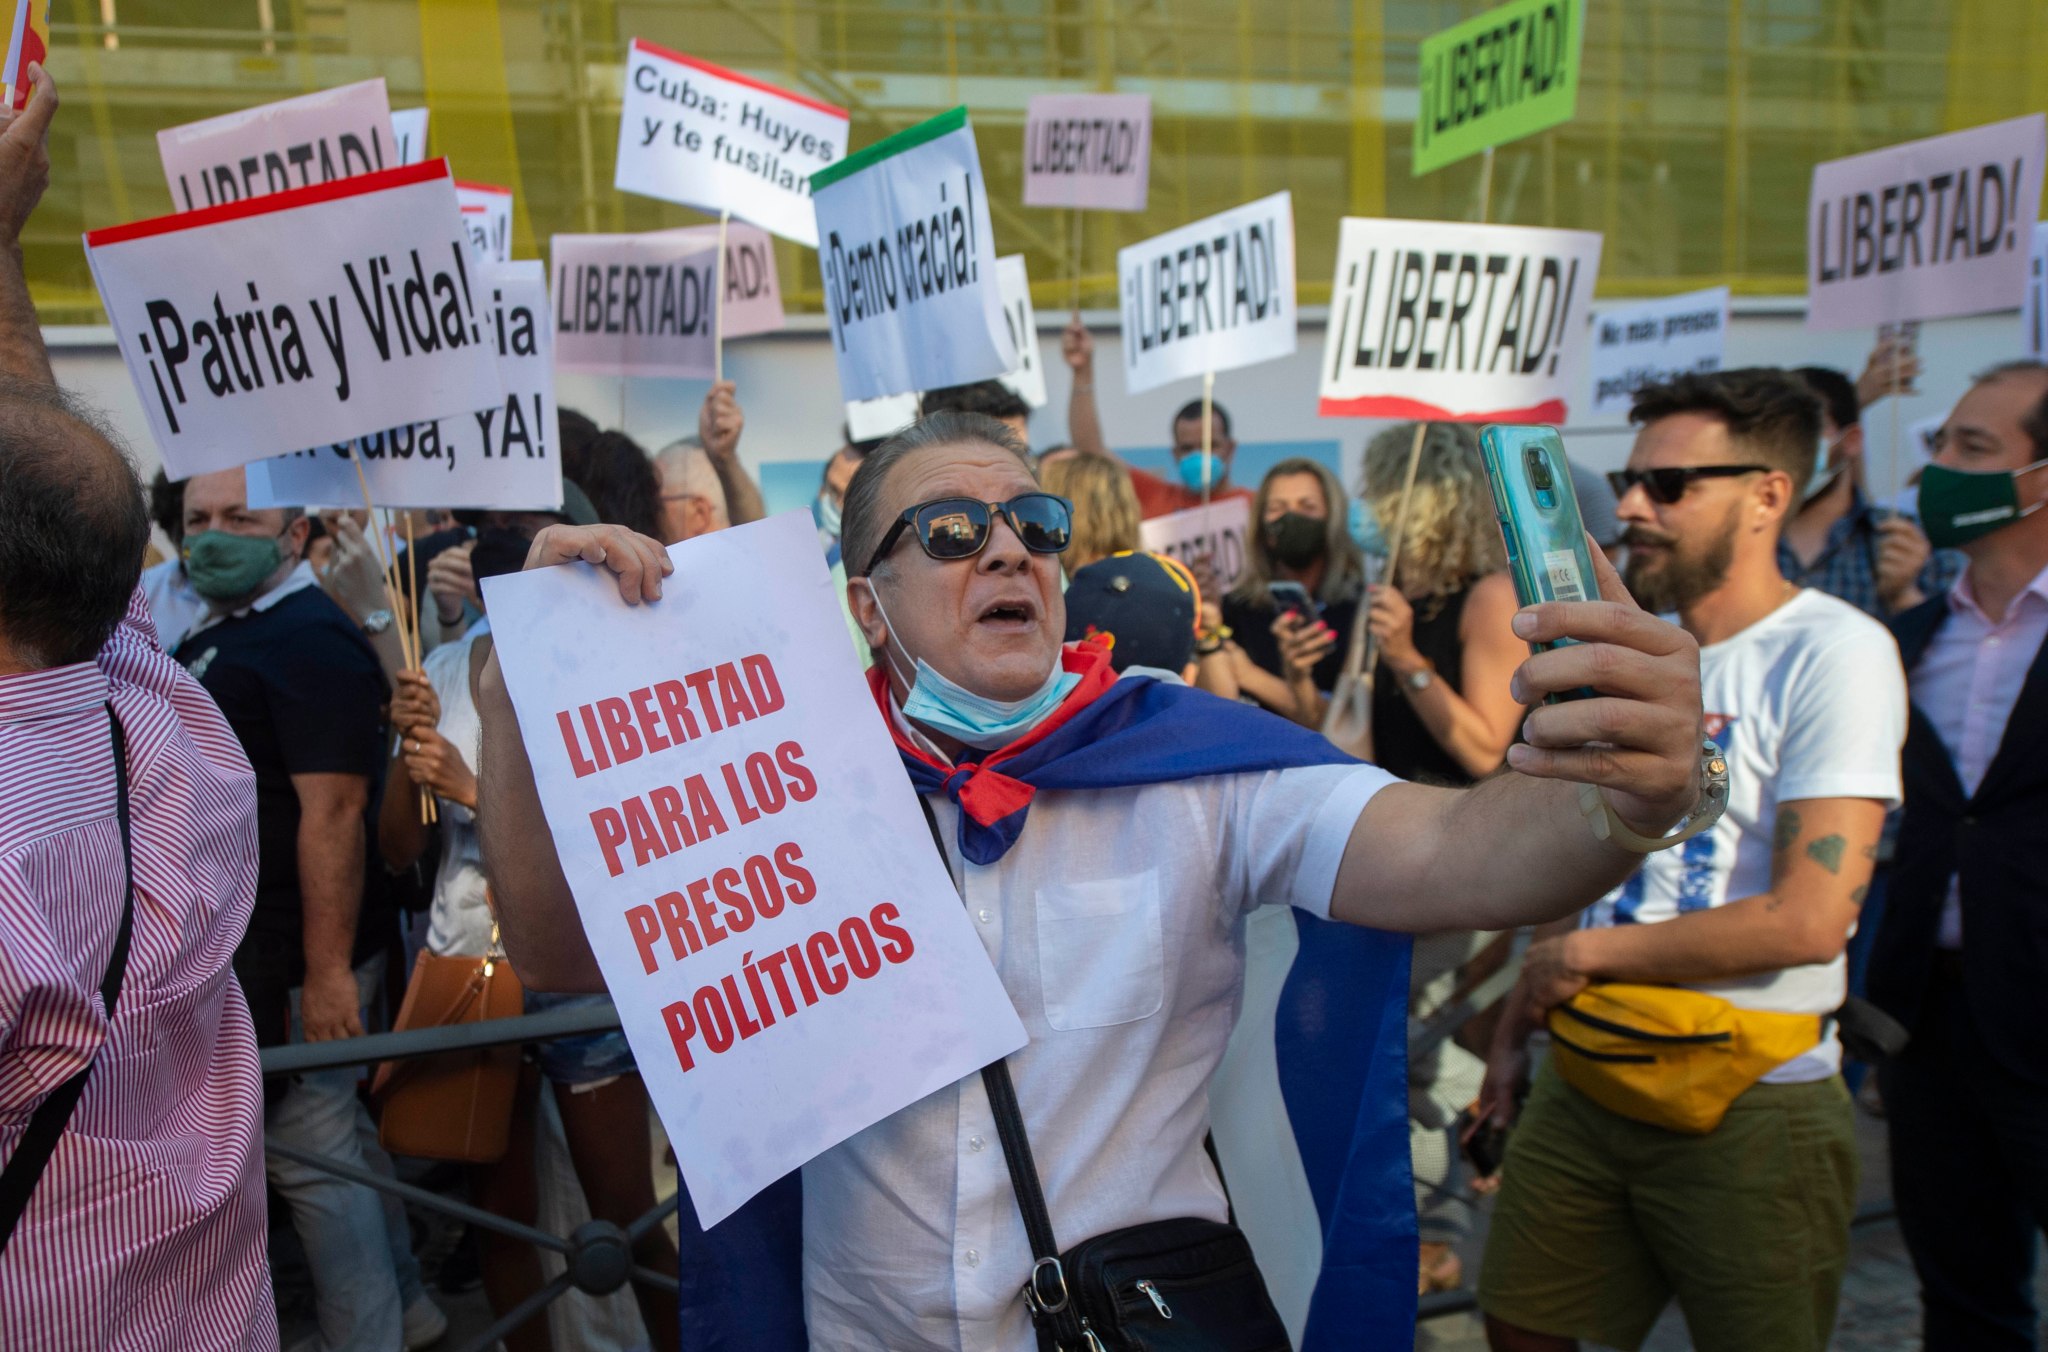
<box><xmin>1623</xmin><ymin>506</ymin><xmax>1739</xmax><ymax>613</ymax></box>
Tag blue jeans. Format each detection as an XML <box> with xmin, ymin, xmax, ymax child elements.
<box><xmin>265</xmin><ymin>955</ymin><xmax>424</xmax><ymax>1352</ymax></box>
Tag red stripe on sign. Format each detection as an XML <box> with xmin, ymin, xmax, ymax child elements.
<box><xmin>1317</xmin><ymin>394</ymin><xmax>1569</xmax><ymax>425</ymax></box>
<box><xmin>85</xmin><ymin>159</ymin><xmax>452</xmax><ymax>247</ymax></box>
<box><xmin>454</xmin><ymin>180</ymin><xmax>512</xmax><ymax>196</ymax></box>
<box><xmin>629</xmin><ymin>37</ymin><xmax>850</xmax><ymax>122</ymax></box>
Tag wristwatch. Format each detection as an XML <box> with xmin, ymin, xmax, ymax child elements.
<box><xmin>1405</xmin><ymin>665</ymin><xmax>1434</xmax><ymax>693</ymax></box>
<box><xmin>361</xmin><ymin>608</ymin><xmax>395</xmax><ymax>635</ymax></box>
<box><xmin>1578</xmin><ymin>736</ymin><xmax>1729</xmax><ymax>854</ymax></box>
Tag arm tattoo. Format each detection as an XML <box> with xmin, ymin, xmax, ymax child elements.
<box><xmin>1773</xmin><ymin>809</ymin><xmax>1802</xmax><ymax>854</ymax></box>
<box><xmin>1805</xmin><ymin>834</ymin><xmax>1848</xmax><ymax>875</ymax></box>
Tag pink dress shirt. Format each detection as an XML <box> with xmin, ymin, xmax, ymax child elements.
<box><xmin>0</xmin><ymin>591</ymin><xmax>276</xmax><ymax>1349</ymax></box>
<box><xmin>1907</xmin><ymin>560</ymin><xmax>2048</xmax><ymax>948</ymax></box>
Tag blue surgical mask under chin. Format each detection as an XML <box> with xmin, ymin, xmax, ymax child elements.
<box><xmin>1177</xmin><ymin>451</ymin><xmax>1220</xmax><ymax>491</ymax></box>
<box><xmin>870</xmin><ymin>584</ymin><xmax>1080</xmax><ymax>750</ymax></box>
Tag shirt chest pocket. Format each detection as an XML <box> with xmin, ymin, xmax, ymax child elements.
<box><xmin>1033</xmin><ymin>871</ymin><xmax>1165</xmax><ymax>1031</ymax></box>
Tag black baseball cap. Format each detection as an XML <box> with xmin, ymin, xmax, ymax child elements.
<box><xmin>1062</xmin><ymin>551</ymin><xmax>1201</xmax><ymax>674</ymax></box>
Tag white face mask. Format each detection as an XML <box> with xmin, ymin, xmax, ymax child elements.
<box><xmin>868</xmin><ymin>579</ymin><xmax>1077</xmax><ymax>750</ymax></box>
<box><xmin>1803</xmin><ymin>432</ymin><xmax>1849</xmax><ymax>504</ymax></box>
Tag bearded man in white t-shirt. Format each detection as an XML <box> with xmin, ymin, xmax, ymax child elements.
<box><xmin>1479</xmin><ymin>368</ymin><xmax>1908</xmax><ymax>1352</ymax></box>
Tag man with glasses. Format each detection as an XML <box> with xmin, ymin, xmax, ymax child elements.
<box><xmin>1478</xmin><ymin>368</ymin><xmax>1907</xmax><ymax>1352</ymax></box>
<box><xmin>474</xmin><ymin>409</ymin><xmax>1715</xmax><ymax>1350</ymax></box>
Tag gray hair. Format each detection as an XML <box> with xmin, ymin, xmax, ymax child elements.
<box><xmin>841</xmin><ymin>411</ymin><xmax>1033</xmax><ymax>577</ymax></box>
<box><xmin>655</xmin><ymin>436</ymin><xmax>728</xmax><ymax>530</ymax></box>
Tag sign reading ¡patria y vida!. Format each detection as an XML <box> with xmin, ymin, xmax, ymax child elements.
<box><xmin>1117</xmin><ymin>191</ymin><xmax>1296</xmax><ymax>397</ymax></box>
<box><xmin>1021</xmin><ymin>92</ymin><xmax>1151</xmax><ymax>212</ymax></box>
<box><xmin>1413</xmin><ymin>0</ymin><xmax>1584</xmax><ymax>177</ymax></box>
<box><xmin>481</xmin><ymin>512</ymin><xmax>1027</xmax><ymax>1227</ymax></box>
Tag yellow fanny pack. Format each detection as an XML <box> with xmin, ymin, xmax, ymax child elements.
<box><xmin>1545</xmin><ymin>983</ymin><xmax>1823</xmax><ymax>1134</ymax></box>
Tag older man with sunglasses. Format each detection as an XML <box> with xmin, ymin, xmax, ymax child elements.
<box><xmin>474</xmin><ymin>410</ymin><xmax>1713</xmax><ymax>1352</ymax></box>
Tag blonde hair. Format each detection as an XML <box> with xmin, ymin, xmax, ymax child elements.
<box><xmin>1040</xmin><ymin>453</ymin><xmax>1142</xmax><ymax>572</ymax></box>
<box><xmin>1359</xmin><ymin>422</ymin><xmax>1504</xmax><ymax>604</ymax></box>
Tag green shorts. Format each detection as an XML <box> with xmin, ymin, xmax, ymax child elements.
<box><xmin>1478</xmin><ymin>1063</ymin><xmax>1857</xmax><ymax>1352</ymax></box>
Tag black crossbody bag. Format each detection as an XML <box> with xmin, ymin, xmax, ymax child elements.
<box><xmin>920</xmin><ymin>798</ymin><xmax>1293</xmax><ymax>1352</ymax></box>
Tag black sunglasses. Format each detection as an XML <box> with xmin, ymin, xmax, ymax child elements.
<box><xmin>863</xmin><ymin>493</ymin><xmax>1073</xmax><ymax>576</ymax></box>
<box><xmin>1607</xmin><ymin>464</ymin><xmax>1772</xmax><ymax>506</ymax></box>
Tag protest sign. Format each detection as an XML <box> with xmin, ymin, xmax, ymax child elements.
<box><xmin>667</xmin><ymin>219</ymin><xmax>786</xmax><ymax>340</ymax></box>
<box><xmin>1807</xmin><ymin>113</ymin><xmax>2047</xmax><ymax>331</ymax></box>
<box><xmin>1413</xmin><ymin>0</ymin><xmax>1583</xmax><ymax>176</ymax></box>
<box><xmin>246</xmin><ymin>261</ymin><xmax>561</xmax><ymax>511</ymax></box>
<box><xmin>391</xmin><ymin>108</ymin><xmax>429</xmax><ymax>166</ymax></box>
<box><xmin>158</xmin><ymin>79</ymin><xmax>399</xmax><ymax>212</ymax></box>
<box><xmin>1582</xmin><ymin>286</ymin><xmax>1729</xmax><ymax>426</ymax></box>
<box><xmin>457</xmin><ymin>181</ymin><xmax>513</xmax><ymax>264</ymax></box>
<box><xmin>1139</xmin><ymin>497</ymin><xmax>1252</xmax><ymax>591</ymax></box>
<box><xmin>551</xmin><ymin>230</ymin><xmax>722</xmax><ymax>378</ymax></box>
<box><xmin>614</xmin><ymin>39</ymin><xmax>850</xmax><ymax>249</ymax></box>
<box><xmin>482</xmin><ymin>511</ymin><xmax>1027</xmax><ymax>1225</ymax></box>
<box><xmin>1117</xmin><ymin>192</ymin><xmax>1296</xmax><ymax>397</ymax></box>
<box><xmin>812</xmin><ymin>107</ymin><xmax>1016</xmax><ymax>403</ymax></box>
<box><xmin>1021</xmin><ymin>92</ymin><xmax>1151</xmax><ymax>212</ymax></box>
<box><xmin>1318</xmin><ymin>216</ymin><xmax>1602</xmax><ymax>423</ymax></box>
<box><xmin>995</xmin><ymin>254</ymin><xmax>1046</xmax><ymax>408</ymax></box>
<box><xmin>86</xmin><ymin>160</ymin><xmax>504</xmax><ymax>479</ymax></box>
<box><xmin>3</xmin><ymin>0</ymin><xmax>47</xmax><ymax>112</ymax></box>
<box><xmin>2022</xmin><ymin>221</ymin><xmax>2048</xmax><ymax>360</ymax></box>
<box><xmin>845</xmin><ymin>391</ymin><xmax>920</xmax><ymax>444</ymax></box>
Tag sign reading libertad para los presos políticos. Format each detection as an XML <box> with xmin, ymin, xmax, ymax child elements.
<box><xmin>811</xmin><ymin>106</ymin><xmax>1016</xmax><ymax>404</ymax></box>
<box><xmin>245</xmin><ymin>260</ymin><xmax>562</xmax><ymax>512</ymax></box>
<box><xmin>551</xmin><ymin>223</ymin><xmax>784</xmax><ymax>379</ymax></box>
<box><xmin>614</xmin><ymin>39</ymin><xmax>850</xmax><ymax>249</ymax></box>
<box><xmin>1117</xmin><ymin>191</ymin><xmax>1296</xmax><ymax>397</ymax></box>
<box><xmin>482</xmin><ymin>511</ymin><xmax>1028</xmax><ymax>1227</ymax></box>
<box><xmin>86</xmin><ymin>160</ymin><xmax>505</xmax><ymax>480</ymax></box>
<box><xmin>1413</xmin><ymin>0</ymin><xmax>1584</xmax><ymax>177</ymax></box>
<box><xmin>1806</xmin><ymin>113</ymin><xmax>2047</xmax><ymax>332</ymax></box>
<box><xmin>1021</xmin><ymin>92</ymin><xmax>1151</xmax><ymax>212</ymax></box>
<box><xmin>158</xmin><ymin>79</ymin><xmax>400</xmax><ymax>212</ymax></box>
<box><xmin>1318</xmin><ymin>217</ymin><xmax>1603</xmax><ymax>424</ymax></box>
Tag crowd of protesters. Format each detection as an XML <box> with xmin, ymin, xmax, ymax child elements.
<box><xmin>3</xmin><ymin>59</ymin><xmax>2048</xmax><ymax>1352</ymax></box>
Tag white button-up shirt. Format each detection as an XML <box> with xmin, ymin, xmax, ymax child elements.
<box><xmin>799</xmin><ymin>715</ymin><xmax>1391</xmax><ymax>1351</ymax></box>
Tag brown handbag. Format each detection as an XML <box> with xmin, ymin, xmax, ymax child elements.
<box><xmin>371</xmin><ymin>929</ymin><xmax>525</xmax><ymax>1163</ymax></box>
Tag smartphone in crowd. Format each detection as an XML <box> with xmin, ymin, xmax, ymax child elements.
<box><xmin>1478</xmin><ymin>424</ymin><xmax>1600</xmax><ymax>702</ymax></box>
<box><xmin>1878</xmin><ymin>320</ymin><xmax>1922</xmax><ymax>395</ymax></box>
<box><xmin>1267</xmin><ymin>580</ymin><xmax>1318</xmax><ymax>616</ymax></box>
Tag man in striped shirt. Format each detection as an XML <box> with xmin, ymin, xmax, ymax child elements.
<box><xmin>0</xmin><ymin>67</ymin><xmax>275</xmax><ymax>1349</ymax></box>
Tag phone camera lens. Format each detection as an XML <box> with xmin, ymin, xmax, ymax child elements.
<box><xmin>1526</xmin><ymin>449</ymin><xmax>1555</xmax><ymax>491</ymax></box>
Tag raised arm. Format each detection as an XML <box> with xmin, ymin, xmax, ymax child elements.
<box><xmin>0</xmin><ymin>64</ymin><xmax>57</xmax><ymax>386</ymax></box>
<box><xmin>700</xmin><ymin>380</ymin><xmax>765</xmax><ymax>526</ymax></box>
<box><xmin>1060</xmin><ymin>314</ymin><xmax>1115</xmax><ymax>462</ymax></box>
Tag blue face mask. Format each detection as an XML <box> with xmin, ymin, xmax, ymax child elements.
<box><xmin>1349</xmin><ymin>499</ymin><xmax>1387</xmax><ymax>555</ymax></box>
<box><xmin>1176</xmin><ymin>451</ymin><xmax>1221</xmax><ymax>492</ymax></box>
<box><xmin>870</xmin><ymin>585</ymin><xmax>1079</xmax><ymax>750</ymax></box>
<box><xmin>815</xmin><ymin>492</ymin><xmax>843</xmax><ymax>540</ymax></box>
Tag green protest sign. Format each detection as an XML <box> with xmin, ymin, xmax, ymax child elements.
<box><xmin>1412</xmin><ymin>0</ymin><xmax>1583</xmax><ymax>176</ymax></box>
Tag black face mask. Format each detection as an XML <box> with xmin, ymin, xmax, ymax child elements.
<box><xmin>469</xmin><ymin>526</ymin><xmax>537</xmax><ymax>583</ymax></box>
<box><xmin>1264</xmin><ymin>512</ymin><xmax>1326</xmax><ymax>569</ymax></box>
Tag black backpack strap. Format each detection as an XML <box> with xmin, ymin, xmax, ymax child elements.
<box><xmin>0</xmin><ymin>705</ymin><xmax>138</xmax><ymax>1256</ymax></box>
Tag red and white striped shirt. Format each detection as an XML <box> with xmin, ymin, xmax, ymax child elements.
<box><xmin>0</xmin><ymin>591</ymin><xmax>276</xmax><ymax>1350</ymax></box>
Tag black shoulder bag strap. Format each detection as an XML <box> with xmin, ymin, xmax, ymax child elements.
<box><xmin>916</xmin><ymin>795</ymin><xmax>1093</xmax><ymax>1350</ymax></box>
<box><xmin>0</xmin><ymin>705</ymin><xmax>138</xmax><ymax>1256</ymax></box>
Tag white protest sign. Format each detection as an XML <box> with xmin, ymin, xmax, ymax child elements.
<box><xmin>665</xmin><ymin>220</ymin><xmax>787</xmax><ymax>340</ymax></box>
<box><xmin>457</xmin><ymin>181</ymin><xmax>514</xmax><ymax>264</ymax></box>
<box><xmin>2022</xmin><ymin>221</ymin><xmax>2048</xmax><ymax>360</ymax></box>
<box><xmin>845</xmin><ymin>392</ymin><xmax>920</xmax><ymax>444</ymax></box>
<box><xmin>1318</xmin><ymin>216</ymin><xmax>1602</xmax><ymax>423</ymax></box>
<box><xmin>158</xmin><ymin>79</ymin><xmax>399</xmax><ymax>213</ymax></box>
<box><xmin>1021</xmin><ymin>92</ymin><xmax>1151</xmax><ymax>212</ymax></box>
<box><xmin>995</xmin><ymin>254</ymin><xmax>1046</xmax><ymax>409</ymax></box>
<box><xmin>812</xmin><ymin>107</ymin><xmax>1015</xmax><ymax>403</ymax></box>
<box><xmin>86</xmin><ymin>160</ymin><xmax>504</xmax><ymax>480</ymax></box>
<box><xmin>551</xmin><ymin>230</ymin><xmax>721</xmax><ymax>378</ymax></box>
<box><xmin>482</xmin><ymin>511</ymin><xmax>1027</xmax><ymax>1226</ymax></box>
<box><xmin>614</xmin><ymin>39</ymin><xmax>850</xmax><ymax>249</ymax></box>
<box><xmin>1807</xmin><ymin>113</ymin><xmax>2047</xmax><ymax>331</ymax></box>
<box><xmin>392</xmin><ymin>108</ymin><xmax>429</xmax><ymax>166</ymax></box>
<box><xmin>245</xmin><ymin>261</ymin><xmax>561</xmax><ymax>511</ymax></box>
<box><xmin>1139</xmin><ymin>498</ymin><xmax>1252</xmax><ymax>591</ymax></box>
<box><xmin>1582</xmin><ymin>286</ymin><xmax>1729</xmax><ymax>427</ymax></box>
<box><xmin>1118</xmin><ymin>192</ymin><xmax>1296</xmax><ymax>397</ymax></box>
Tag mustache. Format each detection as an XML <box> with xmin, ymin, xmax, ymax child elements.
<box><xmin>1624</xmin><ymin>525</ymin><xmax>1679</xmax><ymax>549</ymax></box>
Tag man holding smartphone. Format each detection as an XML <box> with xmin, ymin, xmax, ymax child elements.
<box><xmin>1477</xmin><ymin>369</ymin><xmax>1907</xmax><ymax>1352</ymax></box>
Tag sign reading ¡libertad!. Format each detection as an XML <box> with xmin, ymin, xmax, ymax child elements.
<box><xmin>1117</xmin><ymin>191</ymin><xmax>1296</xmax><ymax>396</ymax></box>
<box><xmin>1021</xmin><ymin>92</ymin><xmax>1151</xmax><ymax>212</ymax></box>
<box><xmin>158</xmin><ymin>80</ymin><xmax>400</xmax><ymax>212</ymax></box>
<box><xmin>1413</xmin><ymin>0</ymin><xmax>1583</xmax><ymax>177</ymax></box>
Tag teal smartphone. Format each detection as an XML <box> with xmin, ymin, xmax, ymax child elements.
<box><xmin>1478</xmin><ymin>425</ymin><xmax>1600</xmax><ymax>700</ymax></box>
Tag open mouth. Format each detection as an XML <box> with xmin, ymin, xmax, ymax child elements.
<box><xmin>976</xmin><ymin>600</ymin><xmax>1037</xmax><ymax>629</ymax></box>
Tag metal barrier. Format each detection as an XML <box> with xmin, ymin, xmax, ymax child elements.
<box><xmin>259</xmin><ymin>1001</ymin><xmax>678</xmax><ymax>1352</ymax></box>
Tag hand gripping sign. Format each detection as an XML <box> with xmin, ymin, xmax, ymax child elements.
<box><xmin>614</xmin><ymin>39</ymin><xmax>851</xmax><ymax>249</ymax></box>
<box><xmin>245</xmin><ymin>261</ymin><xmax>563</xmax><ymax>512</ymax></box>
<box><xmin>1022</xmin><ymin>92</ymin><xmax>1151</xmax><ymax>212</ymax></box>
<box><xmin>811</xmin><ymin>107</ymin><xmax>1017</xmax><ymax>404</ymax></box>
<box><xmin>1117</xmin><ymin>192</ymin><xmax>1297</xmax><ymax>397</ymax></box>
<box><xmin>1318</xmin><ymin>216</ymin><xmax>1602</xmax><ymax>423</ymax></box>
<box><xmin>482</xmin><ymin>512</ymin><xmax>1027</xmax><ymax>1226</ymax></box>
<box><xmin>1807</xmin><ymin>113</ymin><xmax>2047</xmax><ymax>331</ymax></box>
<box><xmin>158</xmin><ymin>79</ymin><xmax>400</xmax><ymax>212</ymax></box>
<box><xmin>86</xmin><ymin>160</ymin><xmax>505</xmax><ymax>479</ymax></box>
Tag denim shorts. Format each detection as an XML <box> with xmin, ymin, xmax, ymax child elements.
<box><xmin>523</xmin><ymin>989</ymin><xmax>637</xmax><ymax>1087</ymax></box>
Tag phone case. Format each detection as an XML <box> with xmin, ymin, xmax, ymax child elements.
<box><xmin>1479</xmin><ymin>425</ymin><xmax>1601</xmax><ymax>697</ymax></box>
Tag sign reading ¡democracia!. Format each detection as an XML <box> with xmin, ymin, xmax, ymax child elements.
<box><xmin>1413</xmin><ymin>0</ymin><xmax>1584</xmax><ymax>177</ymax></box>
<box><xmin>1117</xmin><ymin>192</ymin><xmax>1296</xmax><ymax>396</ymax></box>
<box><xmin>811</xmin><ymin>107</ymin><xmax>1016</xmax><ymax>404</ymax></box>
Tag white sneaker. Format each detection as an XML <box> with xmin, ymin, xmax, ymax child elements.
<box><xmin>402</xmin><ymin>1295</ymin><xmax>449</xmax><ymax>1350</ymax></box>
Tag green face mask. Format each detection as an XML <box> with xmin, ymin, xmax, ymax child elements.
<box><xmin>1916</xmin><ymin>459</ymin><xmax>2048</xmax><ymax>549</ymax></box>
<box><xmin>183</xmin><ymin>528</ymin><xmax>288</xmax><ymax>601</ymax></box>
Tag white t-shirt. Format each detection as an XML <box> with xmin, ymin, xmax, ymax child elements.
<box><xmin>1583</xmin><ymin>588</ymin><xmax>1905</xmax><ymax>1083</ymax></box>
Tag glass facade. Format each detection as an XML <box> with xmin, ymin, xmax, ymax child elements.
<box><xmin>31</xmin><ymin>0</ymin><xmax>2048</xmax><ymax>326</ymax></box>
